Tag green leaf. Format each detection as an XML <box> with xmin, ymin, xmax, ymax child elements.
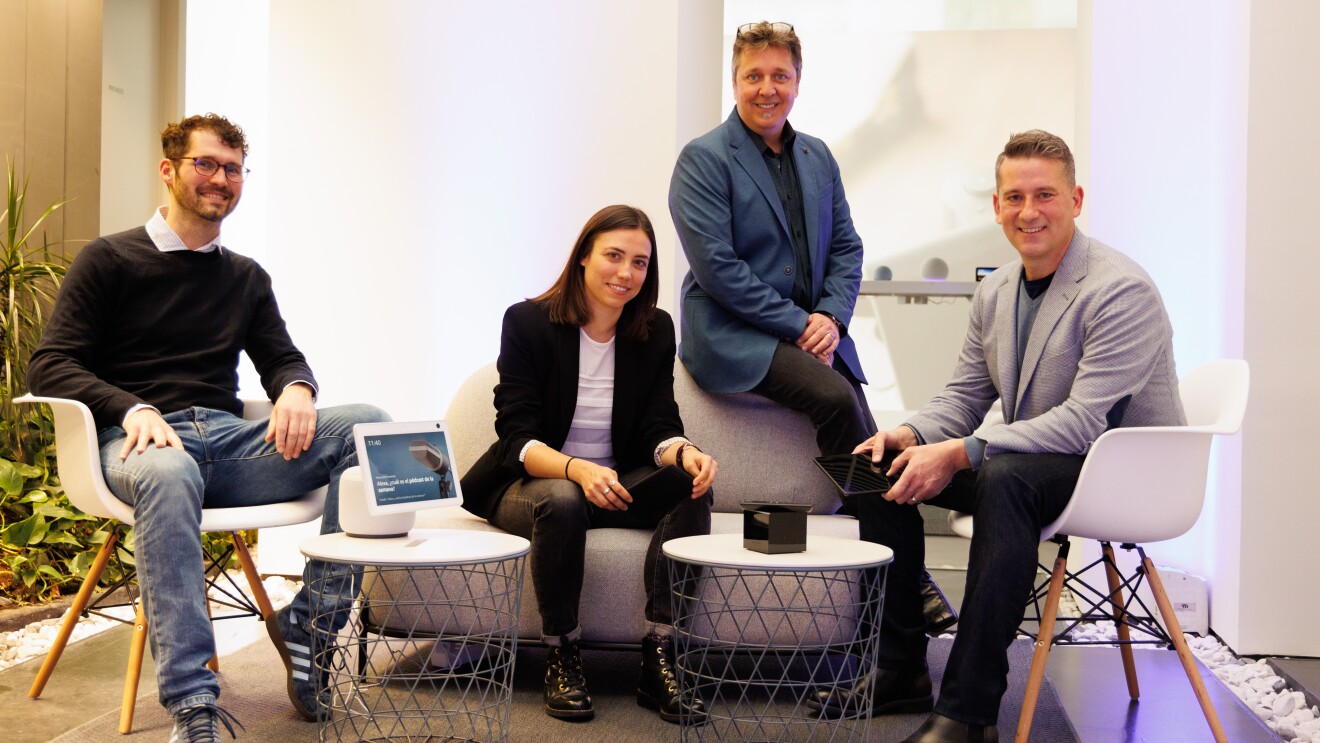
<box><xmin>39</xmin><ymin>531</ymin><xmax>82</xmax><ymax>547</ymax></box>
<box><xmin>0</xmin><ymin>460</ymin><xmax>23</xmax><ymax>496</ymax></box>
<box><xmin>0</xmin><ymin>512</ymin><xmax>45</xmax><ymax>547</ymax></box>
<box><xmin>70</xmin><ymin>550</ymin><xmax>95</xmax><ymax>578</ymax></box>
<box><xmin>33</xmin><ymin>502</ymin><xmax>74</xmax><ymax>519</ymax></box>
<box><xmin>19</xmin><ymin>489</ymin><xmax>50</xmax><ymax>504</ymax></box>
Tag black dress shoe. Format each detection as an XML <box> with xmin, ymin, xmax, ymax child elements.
<box><xmin>544</xmin><ymin>643</ymin><xmax>594</xmax><ymax>720</ymax></box>
<box><xmin>921</xmin><ymin>570</ymin><xmax>958</xmax><ymax>634</ymax></box>
<box><xmin>901</xmin><ymin>712</ymin><xmax>998</xmax><ymax>743</ymax></box>
<box><xmin>813</xmin><ymin>664</ymin><xmax>934</xmax><ymax>718</ymax></box>
<box><xmin>636</xmin><ymin>633</ymin><xmax>707</xmax><ymax>724</ymax></box>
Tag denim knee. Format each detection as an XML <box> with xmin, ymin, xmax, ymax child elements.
<box><xmin>103</xmin><ymin>445</ymin><xmax>204</xmax><ymax>510</ymax></box>
<box><xmin>534</xmin><ymin>480</ymin><xmax>589</xmax><ymax>529</ymax></box>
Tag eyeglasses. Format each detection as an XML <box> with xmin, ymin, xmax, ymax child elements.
<box><xmin>174</xmin><ymin>156</ymin><xmax>250</xmax><ymax>183</ymax></box>
<box><xmin>737</xmin><ymin>22</ymin><xmax>794</xmax><ymax>37</ymax></box>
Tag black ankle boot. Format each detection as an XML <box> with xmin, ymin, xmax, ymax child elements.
<box><xmin>544</xmin><ymin>643</ymin><xmax>593</xmax><ymax>720</ymax></box>
<box><xmin>637</xmin><ymin>633</ymin><xmax>706</xmax><ymax>724</ymax></box>
<box><xmin>812</xmin><ymin>664</ymin><xmax>934</xmax><ymax>718</ymax></box>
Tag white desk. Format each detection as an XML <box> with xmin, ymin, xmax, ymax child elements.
<box><xmin>301</xmin><ymin>529</ymin><xmax>529</xmax><ymax>743</ymax></box>
<box><xmin>664</xmin><ymin>534</ymin><xmax>893</xmax><ymax>742</ymax></box>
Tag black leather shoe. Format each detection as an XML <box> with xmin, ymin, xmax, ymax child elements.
<box><xmin>637</xmin><ymin>633</ymin><xmax>707</xmax><ymax>724</ymax></box>
<box><xmin>813</xmin><ymin>664</ymin><xmax>934</xmax><ymax>718</ymax></box>
<box><xmin>544</xmin><ymin>643</ymin><xmax>594</xmax><ymax>720</ymax></box>
<box><xmin>921</xmin><ymin>570</ymin><xmax>958</xmax><ymax>634</ymax></box>
<box><xmin>901</xmin><ymin>712</ymin><xmax>999</xmax><ymax>743</ymax></box>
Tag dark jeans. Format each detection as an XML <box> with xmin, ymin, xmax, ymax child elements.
<box><xmin>858</xmin><ymin>452</ymin><xmax>1083</xmax><ymax>726</ymax></box>
<box><xmin>489</xmin><ymin>467</ymin><xmax>713</xmax><ymax>642</ymax></box>
<box><xmin>753</xmin><ymin>340</ymin><xmax>876</xmax><ymax>456</ymax></box>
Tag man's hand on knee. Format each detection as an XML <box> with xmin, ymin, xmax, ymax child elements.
<box><xmin>119</xmin><ymin>408</ymin><xmax>184</xmax><ymax>460</ymax></box>
<box><xmin>884</xmin><ymin>439</ymin><xmax>968</xmax><ymax>505</ymax></box>
<box><xmin>267</xmin><ymin>383</ymin><xmax>317</xmax><ymax>460</ymax></box>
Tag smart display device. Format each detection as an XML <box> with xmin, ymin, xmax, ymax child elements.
<box><xmin>352</xmin><ymin>420</ymin><xmax>464</xmax><ymax>516</ymax></box>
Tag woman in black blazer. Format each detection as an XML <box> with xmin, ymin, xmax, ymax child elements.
<box><xmin>460</xmin><ymin>205</ymin><xmax>717</xmax><ymax>724</ymax></box>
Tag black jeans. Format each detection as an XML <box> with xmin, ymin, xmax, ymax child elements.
<box><xmin>752</xmin><ymin>340</ymin><xmax>877</xmax><ymax>456</ymax></box>
<box><xmin>858</xmin><ymin>452</ymin><xmax>1083</xmax><ymax>725</ymax></box>
<box><xmin>489</xmin><ymin>467</ymin><xmax>713</xmax><ymax>642</ymax></box>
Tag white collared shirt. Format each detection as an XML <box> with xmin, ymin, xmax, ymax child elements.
<box><xmin>145</xmin><ymin>206</ymin><xmax>223</xmax><ymax>253</ymax></box>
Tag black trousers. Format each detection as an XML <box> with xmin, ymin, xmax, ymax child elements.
<box><xmin>859</xmin><ymin>452</ymin><xmax>1084</xmax><ymax>725</ymax></box>
<box><xmin>752</xmin><ymin>339</ymin><xmax>876</xmax><ymax>456</ymax></box>
<box><xmin>489</xmin><ymin>467</ymin><xmax>712</xmax><ymax>643</ymax></box>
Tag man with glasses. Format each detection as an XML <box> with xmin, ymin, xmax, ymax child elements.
<box><xmin>29</xmin><ymin>113</ymin><xmax>389</xmax><ymax>742</ymax></box>
<box><xmin>669</xmin><ymin>21</ymin><xmax>956</xmax><ymax>639</ymax></box>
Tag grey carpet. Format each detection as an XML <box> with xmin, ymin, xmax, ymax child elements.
<box><xmin>53</xmin><ymin>637</ymin><xmax>1077</xmax><ymax>742</ymax></box>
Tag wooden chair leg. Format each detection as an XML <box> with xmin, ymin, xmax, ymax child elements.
<box><xmin>205</xmin><ymin>595</ymin><xmax>219</xmax><ymax>673</ymax></box>
<box><xmin>1102</xmin><ymin>543</ymin><xmax>1140</xmax><ymax>699</ymax></box>
<box><xmin>1142</xmin><ymin>553</ymin><xmax>1228</xmax><ymax>743</ymax></box>
<box><xmin>29</xmin><ymin>532</ymin><xmax>118</xmax><ymax>699</ymax></box>
<box><xmin>1016</xmin><ymin>544</ymin><xmax>1069</xmax><ymax>743</ymax></box>
<box><xmin>231</xmin><ymin>531</ymin><xmax>276</xmax><ymax>619</ymax></box>
<box><xmin>119</xmin><ymin>601</ymin><xmax>148</xmax><ymax>734</ymax></box>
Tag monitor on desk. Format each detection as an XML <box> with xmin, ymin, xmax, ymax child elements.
<box><xmin>352</xmin><ymin>421</ymin><xmax>464</xmax><ymax>516</ymax></box>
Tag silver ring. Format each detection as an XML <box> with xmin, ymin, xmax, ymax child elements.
<box><xmin>602</xmin><ymin>488</ymin><xmax>609</xmax><ymax>496</ymax></box>
<box><xmin>608</xmin><ymin>479</ymin><xmax>617</xmax><ymax>486</ymax></box>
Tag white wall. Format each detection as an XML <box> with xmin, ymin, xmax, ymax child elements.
<box><xmin>1085</xmin><ymin>0</ymin><xmax>1320</xmax><ymax>656</ymax></box>
<box><xmin>1236</xmin><ymin>0</ymin><xmax>1320</xmax><ymax>657</ymax></box>
<box><xmin>261</xmin><ymin>0</ymin><xmax>722</xmax><ymax>419</ymax></box>
<box><xmin>101</xmin><ymin>0</ymin><xmax>165</xmax><ymax>235</ymax></box>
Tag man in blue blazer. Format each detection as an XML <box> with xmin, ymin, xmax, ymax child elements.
<box><xmin>669</xmin><ymin>21</ymin><xmax>873</xmax><ymax>456</ymax></box>
<box><xmin>834</xmin><ymin>131</ymin><xmax>1185</xmax><ymax>743</ymax></box>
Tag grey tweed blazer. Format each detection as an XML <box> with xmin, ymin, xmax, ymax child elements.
<box><xmin>906</xmin><ymin>229</ymin><xmax>1185</xmax><ymax>458</ymax></box>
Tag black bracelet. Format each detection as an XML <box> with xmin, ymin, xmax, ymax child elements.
<box><xmin>564</xmin><ymin>456</ymin><xmax>576</xmax><ymax>480</ymax></box>
<box><xmin>676</xmin><ymin>443</ymin><xmax>701</xmax><ymax>472</ymax></box>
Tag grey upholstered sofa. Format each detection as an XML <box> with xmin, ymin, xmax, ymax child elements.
<box><xmin>410</xmin><ymin>361</ymin><xmax>862</xmax><ymax>645</ymax></box>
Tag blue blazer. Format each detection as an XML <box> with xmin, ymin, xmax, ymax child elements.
<box><xmin>669</xmin><ymin>109</ymin><xmax>866</xmax><ymax>393</ymax></box>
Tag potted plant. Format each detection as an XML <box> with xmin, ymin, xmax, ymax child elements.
<box><xmin>0</xmin><ymin>158</ymin><xmax>115</xmax><ymax>604</ymax></box>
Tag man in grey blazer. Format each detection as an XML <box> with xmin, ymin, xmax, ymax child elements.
<box><xmin>825</xmin><ymin>130</ymin><xmax>1185</xmax><ymax>743</ymax></box>
<box><xmin>669</xmin><ymin>21</ymin><xmax>874</xmax><ymax>456</ymax></box>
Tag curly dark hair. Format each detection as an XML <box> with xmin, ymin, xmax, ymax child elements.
<box><xmin>161</xmin><ymin>113</ymin><xmax>249</xmax><ymax>160</ymax></box>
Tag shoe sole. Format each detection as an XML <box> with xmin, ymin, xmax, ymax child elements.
<box><xmin>265</xmin><ymin>612</ymin><xmax>318</xmax><ymax>722</ymax></box>
<box><xmin>816</xmin><ymin>693</ymin><xmax>934</xmax><ymax>719</ymax></box>
<box><xmin>637</xmin><ymin>689</ymin><xmax>709</xmax><ymax>725</ymax></box>
<box><xmin>544</xmin><ymin>704</ymin><xmax>595</xmax><ymax>720</ymax></box>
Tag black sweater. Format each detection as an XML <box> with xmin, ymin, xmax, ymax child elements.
<box><xmin>28</xmin><ymin>227</ymin><xmax>316</xmax><ymax>430</ymax></box>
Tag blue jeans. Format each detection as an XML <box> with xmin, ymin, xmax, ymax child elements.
<box><xmin>858</xmin><ymin>452</ymin><xmax>1083</xmax><ymax>726</ymax></box>
<box><xmin>97</xmin><ymin>403</ymin><xmax>390</xmax><ymax>714</ymax></box>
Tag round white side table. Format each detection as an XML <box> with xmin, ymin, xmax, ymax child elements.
<box><xmin>664</xmin><ymin>533</ymin><xmax>894</xmax><ymax>742</ymax></box>
<box><xmin>301</xmin><ymin>529</ymin><xmax>529</xmax><ymax>743</ymax></box>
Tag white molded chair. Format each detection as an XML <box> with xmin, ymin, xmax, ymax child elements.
<box><xmin>17</xmin><ymin>395</ymin><xmax>327</xmax><ymax>734</ymax></box>
<box><xmin>947</xmin><ymin>360</ymin><xmax>1248</xmax><ymax>743</ymax></box>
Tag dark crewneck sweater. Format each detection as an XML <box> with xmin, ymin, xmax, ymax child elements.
<box><xmin>28</xmin><ymin>226</ymin><xmax>316</xmax><ymax>430</ymax></box>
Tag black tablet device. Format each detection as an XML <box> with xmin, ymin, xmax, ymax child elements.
<box><xmin>622</xmin><ymin>465</ymin><xmax>694</xmax><ymax>522</ymax></box>
<box><xmin>813</xmin><ymin>452</ymin><xmax>892</xmax><ymax>498</ymax></box>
